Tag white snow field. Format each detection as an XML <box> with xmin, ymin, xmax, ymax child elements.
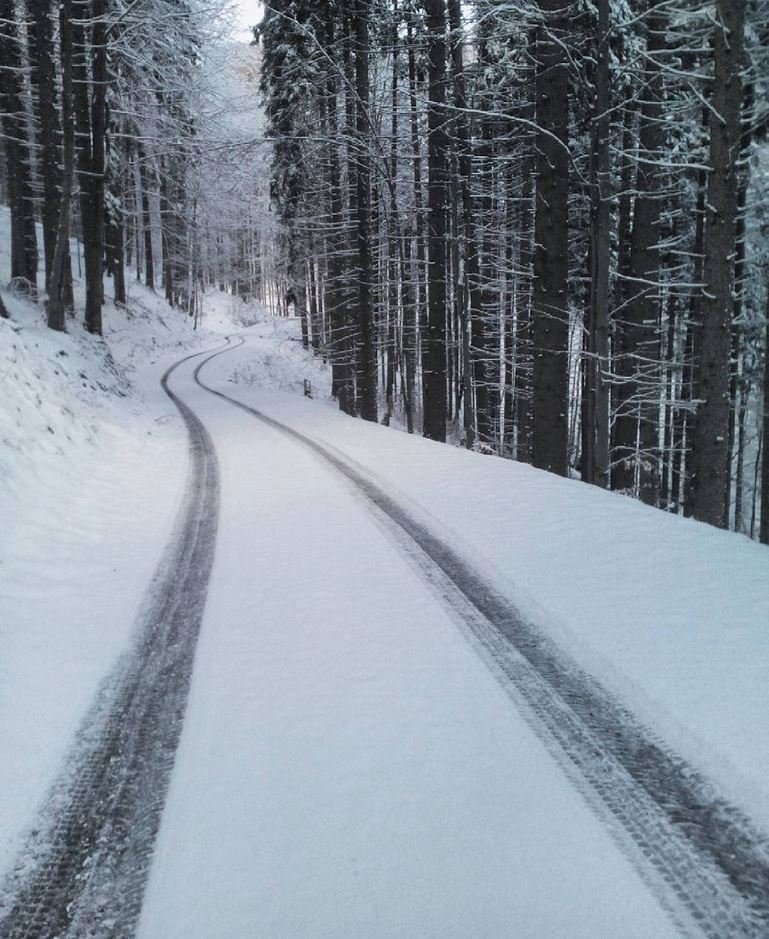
<box><xmin>2</xmin><ymin>263</ymin><xmax>769</xmax><ymax>936</ymax></box>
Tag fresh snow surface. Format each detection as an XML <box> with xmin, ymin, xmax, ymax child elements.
<box><xmin>0</xmin><ymin>219</ymin><xmax>247</xmax><ymax>873</ymax></box>
<box><xmin>137</xmin><ymin>325</ymin><xmax>679</xmax><ymax>939</ymax></box>
<box><xmin>2</xmin><ymin>263</ymin><xmax>768</xmax><ymax>936</ymax></box>
<box><xmin>195</xmin><ymin>321</ymin><xmax>769</xmax><ymax>835</ymax></box>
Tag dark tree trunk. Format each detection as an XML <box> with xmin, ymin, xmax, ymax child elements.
<box><xmin>0</xmin><ymin>0</ymin><xmax>39</xmax><ymax>292</ymax></box>
<box><xmin>46</xmin><ymin>0</ymin><xmax>75</xmax><ymax>331</ymax></box>
<box><xmin>321</xmin><ymin>15</ymin><xmax>353</xmax><ymax>414</ymax></box>
<box><xmin>354</xmin><ymin>0</ymin><xmax>377</xmax><ymax>422</ymax></box>
<box><xmin>584</xmin><ymin>0</ymin><xmax>611</xmax><ymax>487</ymax></box>
<box><xmin>159</xmin><ymin>155</ymin><xmax>174</xmax><ymax>304</ymax></box>
<box><xmin>72</xmin><ymin>0</ymin><xmax>106</xmax><ymax>334</ymax></box>
<box><xmin>138</xmin><ymin>145</ymin><xmax>155</xmax><ymax>290</ymax></box>
<box><xmin>405</xmin><ymin>18</ymin><xmax>425</xmax><ymax>434</ymax></box>
<box><xmin>27</xmin><ymin>0</ymin><xmax>64</xmax><ymax>295</ymax></box>
<box><xmin>689</xmin><ymin>0</ymin><xmax>745</xmax><ymax>527</ymax></box>
<box><xmin>448</xmin><ymin>0</ymin><xmax>477</xmax><ymax>449</ymax></box>
<box><xmin>383</xmin><ymin>2</ymin><xmax>400</xmax><ymax>427</ymax></box>
<box><xmin>531</xmin><ymin>0</ymin><xmax>570</xmax><ymax>475</ymax></box>
<box><xmin>106</xmin><ymin>201</ymin><xmax>126</xmax><ymax>305</ymax></box>
<box><xmin>421</xmin><ymin>0</ymin><xmax>449</xmax><ymax>442</ymax></box>
<box><xmin>613</xmin><ymin>7</ymin><xmax>665</xmax><ymax>504</ymax></box>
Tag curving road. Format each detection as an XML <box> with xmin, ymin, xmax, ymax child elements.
<box><xmin>1</xmin><ymin>335</ymin><xmax>768</xmax><ymax>938</ymax></box>
<box><xmin>190</xmin><ymin>337</ymin><xmax>769</xmax><ymax>939</ymax></box>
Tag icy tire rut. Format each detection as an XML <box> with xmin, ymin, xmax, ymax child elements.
<box><xmin>194</xmin><ymin>338</ymin><xmax>769</xmax><ymax>939</ymax></box>
<box><xmin>0</xmin><ymin>346</ymin><xmax>221</xmax><ymax>939</ymax></box>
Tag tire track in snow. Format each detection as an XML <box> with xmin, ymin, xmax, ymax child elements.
<box><xmin>194</xmin><ymin>337</ymin><xmax>769</xmax><ymax>939</ymax></box>
<box><xmin>0</xmin><ymin>341</ymin><xmax>226</xmax><ymax>938</ymax></box>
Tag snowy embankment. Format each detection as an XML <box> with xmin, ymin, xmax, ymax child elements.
<box><xmin>0</xmin><ymin>242</ymin><xmax>247</xmax><ymax>874</ymax></box>
<box><xmin>208</xmin><ymin>320</ymin><xmax>769</xmax><ymax>833</ymax></box>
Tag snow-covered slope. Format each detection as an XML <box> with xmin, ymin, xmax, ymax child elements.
<box><xmin>0</xmin><ymin>222</ymin><xmax>244</xmax><ymax>872</ymax></box>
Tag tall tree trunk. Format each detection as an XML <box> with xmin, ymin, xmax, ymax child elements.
<box><xmin>159</xmin><ymin>154</ymin><xmax>175</xmax><ymax>304</ymax></box>
<box><xmin>321</xmin><ymin>26</ymin><xmax>353</xmax><ymax>415</ymax></box>
<box><xmin>421</xmin><ymin>0</ymin><xmax>449</xmax><ymax>442</ymax></box>
<box><xmin>0</xmin><ymin>0</ymin><xmax>39</xmax><ymax>292</ymax></box>
<box><xmin>46</xmin><ymin>0</ymin><xmax>75</xmax><ymax>331</ymax></box>
<box><xmin>72</xmin><ymin>0</ymin><xmax>106</xmax><ymax>334</ymax></box>
<box><xmin>27</xmin><ymin>0</ymin><xmax>64</xmax><ymax>295</ymax></box>
<box><xmin>584</xmin><ymin>0</ymin><xmax>611</xmax><ymax>487</ymax></box>
<box><xmin>531</xmin><ymin>0</ymin><xmax>570</xmax><ymax>475</ymax></box>
<box><xmin>613</xmin><ymin>6</ymin><xmax>665</xmax><ymax>504</ymax></box>
<box><xmin>689</xmin><ymin>0</ymin><xmax>745</xmax><ymax>527</ymax></box>
<box><xmin>138</xmin><ymin>145</ymin><xmax>155</xmax><ymax>290</ymax></box>
<box><xmin>405</xmin><ymin>18</ymin><xmax>425</xmax><ymax>433</ymax></box>
<box><xmin>354</xmin><ymin>0</ymin><xmax>378</xmax><ymax>422</ymax></box>
<box><xmin>448</xmin><ymin>0</ymin><xmax>477</xmax><ymax>449</ymax></box>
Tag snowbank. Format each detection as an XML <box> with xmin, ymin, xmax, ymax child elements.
<box><xmin>0</xmin><ymin>222</ymin><xmax>243</xmax><ymax>873</ymax></box>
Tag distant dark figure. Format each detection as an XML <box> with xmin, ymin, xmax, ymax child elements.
<box><xmin>284</xmin><ymin>289</ymin><xmax>297</xmax><ymax>316</ymax></box>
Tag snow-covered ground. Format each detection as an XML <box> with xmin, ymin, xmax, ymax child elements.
<box><xmin>137</xmin><ymin>330</ymin><xmax>682</xmax><ymax>938</ymax></box>
<box><xmin>2</xmin><ymin>248</ymin><xmax>768</xmax><ymax>935</ymax></box>
<box><xmin>0</xmin><ymin>217</ymin><xmax>246</xmax><ymax>873</ymax></box>
<box><xmin>203</xmin><ymin>320</ymin><xmax>769</xmax><ymax>835</ymax></box>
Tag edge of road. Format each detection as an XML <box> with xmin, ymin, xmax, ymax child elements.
<box><xmin>0</xmin><ymin>340</ymin><xmax>227</xmax><ymax>938</ymax></box>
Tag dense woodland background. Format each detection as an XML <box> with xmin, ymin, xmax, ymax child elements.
<box><xmin>1</xmin><ymin>0</ymin><xmax>768</xmax><ymax>543</ymax></box>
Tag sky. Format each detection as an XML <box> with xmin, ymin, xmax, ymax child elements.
<box><xmin>234</xmin><ymin>0</ymin><xmax>264</xmax><ymax>41</ymax></box>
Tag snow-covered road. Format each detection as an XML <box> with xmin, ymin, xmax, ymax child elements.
<box><xmin>139</xmin><ymin>333</ymin><xmax>764</xmax><ymax>938</ymax></box>
<box><xmin>139</xmin><ymin>335</ymin><xmax>684</xmax><ymax>938</ymax></box>
<box><xmin>3</xmin><ymin>325</ymin><xmax>769</xmax><ymax>938</ymax></box>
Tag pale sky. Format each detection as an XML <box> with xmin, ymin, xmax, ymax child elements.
<box><xmin>234</xmin><ymin>0</ymin><xmax>264</xmax><ymax>42</ymax></box>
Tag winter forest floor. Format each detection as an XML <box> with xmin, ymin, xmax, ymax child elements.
<box><xmin>2</xmin><ymin>239</ymin><xmax>769</xmax><ymax>935</ymax></box>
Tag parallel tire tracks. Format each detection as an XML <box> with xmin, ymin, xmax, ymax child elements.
<box><xmin>194</xmin><ymin>338</ymin><xmax>769</xmax><ymax>939</ymax></box>
<box><xmin>0</xmin><ymin>342</ymin><xmax>224</xmax><ymax>938</ymax></box>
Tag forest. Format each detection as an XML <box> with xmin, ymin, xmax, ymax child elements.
<box><xmin>1</xmin><ymin>0</ymin><xmax>768</xmax><ymax>542</ymax></box>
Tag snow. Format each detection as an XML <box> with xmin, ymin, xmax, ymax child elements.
<box><xmin>137</xmin><ymin>338</ymin><xmax>680</xmax><ymax>938</ymax></box>
<box><xmin>1</xmin><ymin>249</ymin><xmax>768</xmax><ymax>935</ymax></box>
<box><xmin>0</xmin><ymin>211</ymin><xmax>232</xmax><ymax>873</ymax></box>
<box><xmin>197</xmin><ymin>320</ymin><xmax>769</xmax><ymax>834</ymax></box>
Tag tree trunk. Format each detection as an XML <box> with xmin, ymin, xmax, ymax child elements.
<box><xmin>46</xmin><ymin>0</ymin><xmax>75</xmax><ymax>331</ymax></box>
<box><xmin>322</xmin><ymin>15</ymin><xmax>353</xmax><ymax>414</ymax></box>
<box><xmin>27</xmin><ymin>0</ymin><xmax>64</xmax><ymax>295</ymax></box>
<box><xmin>72</xmin><ymin>0</ymin><xmax>106</xmax><ymax>334</ymax></box>
<box><xmin>0</xmin><ymin>0</ymin><xmax>39</xmax><ymax>292</ymax></box>
<box><xmin>421</xmin><ymin>0</ymin><xmax>449</xmax><ymax>442</ymax></box>
<box><xmin>613</xmin><ymin>7</ymin><xmax>665</xmax><ymax>504</ymax></box>
<box><xmin>689</xmin><ymin>0</ymin><xmax>745</xmax><ymax>527</ymax></box>
<box><xmin>448</xmin><ymin>0</ymin><xmax>477</xmax><ymax>449</ymax></box>
<box><xmin>531</xmin><ymin>0</ymin><xmax>570</xmax><ymax>475</ymax></box>
<box><xmin>405</xmin><ymin>18</ymin><xmax>425</xmax><ymax>433</ymax></box>
<box><xmin>138</xmin><ymin>145</ymin><xmax>155</xmax><ymax>290</ymax></box>
<box><xmin>584</xmin><ymin>0</ymin><xmax>611</xmax><ymax>487</ymax></box>
<box><xmin>353</xmin><ymin>0</ymin><xmax>378</xmax><ymax>421</ymax></box>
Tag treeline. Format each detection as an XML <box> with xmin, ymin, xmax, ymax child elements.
<box><xmin>258</xmin><ymin>0</ymin><xmax>769</xmax><ymax>542</ymax></box>
<box><xmin>0</xmin><ymin>0</ymin><xmax>267</xmax><ymax>334</ymax></box>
